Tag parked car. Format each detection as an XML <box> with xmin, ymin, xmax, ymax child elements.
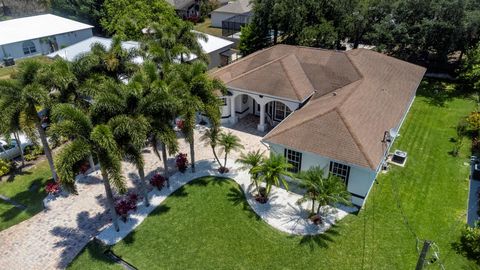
<box><xmin>0</xmin><ymin>139</ymin><xmax>32</xmax><ymax>160</ymax></box>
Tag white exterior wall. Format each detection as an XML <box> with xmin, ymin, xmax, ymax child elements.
<box><xmin>0</xmin><ymin>28</ymin><xmax>92</xmax><ymax>60</ymax></box>
<box><xmin>268</xmin><ymin>143</ymin><xmax>376</xmax><ymax>207</ymax></box>
<box><xmin>211</xmin><ymin>11</ymin><xmax>236</xmax><ymax>28</ymax></box>
<box><xmin>207</xmin><ymin>46</ymin><xmax>232</xmax><ymax>69</ymax></box>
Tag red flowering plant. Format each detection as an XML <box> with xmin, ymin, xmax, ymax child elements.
<box><xmin>79</xmin><ymin>161</ymin><xmax>90</xmax><ymax>175</ymax></box>
<box><xmin>150</xmin><ymin>173</ymin><xmax>166</xmax><ymax>190</ymax></box>
<box><xmin>176</xmin><ymin>119</ymin><xmax>184</xmax><ymax>130</ymax></box>
<box><xmin>176</xmin><ymin>153</ymin><xmax>189</xmax><ymax>173</ymax></box>
<box><xmin>45</xmin><ymin>181</ymin><xmax>60</xmax><ymax>195</ymax></box>
<box><xmin>114</xmin><ymin>193</ymin><xmax>139</xmax><ymax>222</ymax></box>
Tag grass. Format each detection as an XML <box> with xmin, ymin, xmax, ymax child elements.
<box><xmin>0</xmin><ymin>56</ymin><xmax>51</xmax><ymax>80</ymax></box>
<box><xmin>193</xmin><ymin>18</ymin><xmax>223</xmax><ymax>37</ymax></box>
<box><xmin>69</xmin><ymin>80</ymin><xmax>478</xmax><ymax>269</ymax></box>
<box><xmin>0</xmin><ymin>159</ymin><xmax>52</xmax><ymax>231</ymax></box>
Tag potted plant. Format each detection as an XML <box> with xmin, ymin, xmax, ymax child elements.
<box><xmin>150</xmin><ymin>173</ymin><xmax>166</xmax><ymax>190</ymax></box>
<box><xmin>176</xmin><ymin>153</ymin><xmax>189</xmax><ymax>173</ymax></box>
<box><xmin>114</xmin><ymin>193</ymin><xmax>139</xmax><ymax>222</ymax></box>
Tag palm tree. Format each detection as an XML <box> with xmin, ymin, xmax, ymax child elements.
<box><xmin>218</xmin><ymin>131</ymin><xmax>244</xmax><ymax>172</ymax></box>
<box><xmin>51</xmin><ymin>103</ymin><xmax>127</xmax><ymax>232</ymax></box>
<box><xmin>168</xmin><ymin>61</ymin><xmax>226</xmax><ymax>173</ymax></box>
<box><xmin>0</xmin><ymin>60</ymin><xmax>58</xmax><ymax>181</ymax></box>
<box><xmin>296</xmin><ymin>166</ymin><xmax>351</xmax><ymax>216</ymax></box>
<box><xmin>251</xmin><ymin>154</ymin><xmax>294</xmax><ymax>201</ymax></box>
<box><xmin>108</xmin><ymin>115</ymin><xmax>151</xmax><ymax>207</ymax></box>
<box><xmin>236</xmin><ymin>150</ymin><xmax>265</xmax><ymax>195</ymax></box>
<box><xmin>200</xmin><ymin>126</ymin><xmax>223</xmax><ymax>167</ymax></box>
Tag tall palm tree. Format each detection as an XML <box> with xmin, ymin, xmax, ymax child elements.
<box><xmin>236</xmin><ymin>150</ymin><xmax>265</xmax><ymax>195</ymax></box>
<box><xmin>129</xmin><ymin>62</ymin><xmax>180</xmax><ymax>180</ymax></box>
<box><xmin>251</xmin><ymin>154</ymin><xmax>294</xmax><ymax>200</ymax></box>
<box><xmin>108</xmin><ymin>115</ymin><xmax>151</xmax><ymax>207</ymax></box>
<box><xmin>0</xmin><ymin>60</ymin><xmax>58</xmax><ymax>181</ymax></box>
<box><xmin>51</xmin><ymin>103</ymin><xmax>127</xmax><ymax>232</ymax></box>
<box><xmin>296</xmin><ymin>166</ymin><xmax>351</xmax><ymax>215</ymax></box>
<box><xmin>168</xmin><ymin>61</ymin><xmax>225</xmax><ymax>173</ymax></box>
<box><xmin>218</xmin><ymin>131</ymin><xmax>244</xmax><ymax>171</ymax></box>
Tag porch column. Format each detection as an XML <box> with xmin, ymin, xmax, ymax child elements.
<box><xmin>229</xmin><ymin>95</ymin><xmax>237</xmax><ymax>124</ymax></box>
<box><xmin>257</xmin><ymin>102</ymin><xmax>266</xmax><ymax>132</ymax></box>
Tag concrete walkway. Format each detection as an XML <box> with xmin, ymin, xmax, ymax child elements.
<box><xmin>0</xmin><ymin>126</ymin><xmax>265</xmax><ymax>270</ymax></box>
<box><xmin>98</xmin><ymin>159</ymin><xmax>356</xmax><ymax>245</ymax></box>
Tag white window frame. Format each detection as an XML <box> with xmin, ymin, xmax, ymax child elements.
<box><xmin>284</xmin><ymin>148</ymin><xmax>302</xmax><ymax>173</ymax></box>
<box><xmin>329</xmin><ymin>161</ymin><xmax>351</xmax><ymax>185</ymax></box>
<box><xmin>220</xmin><ymin>97</ymin><xmax>227</xmax><ymax>106</ymax></box>
<box><xmin>273</xmin><ymin>101</ymin><xmax>292</xmax><ymax>122</ymax></box>
<box><xmin>22</xmin><ymin>41</ymin><xmax>37</xmax><ymax>55</ymax></box>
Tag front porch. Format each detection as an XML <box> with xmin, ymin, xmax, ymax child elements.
<box><xmin>220</xmin><ymin>91</ymin><xmax>299</xmax><ymax>133</ymax></box>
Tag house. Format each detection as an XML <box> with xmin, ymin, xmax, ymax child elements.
<box><xmin>166</xmin><ymin>0</ymin><xmax>200</xmax><ymax>19</ymax></box>
<box><xmin>211</xmin><ymin>0</ymin><xmax>252</xmax><ymax>28</ymax></box>
<box><xmin>48</xmin><ymin>33</ymin><xmax>234</xmax><ymax>70</ymax></box>
<box><xmin>0</xmin><ymin>14</ymin><xmax>93</xmax><ymax>60</ymax></box>
<box><xmin>211</xmin><ymin>45</ymin><xmax>426</xmax><ymax>206</ymax></box>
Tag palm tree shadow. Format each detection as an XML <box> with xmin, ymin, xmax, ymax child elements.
<box><xmin>169</xmin><ymin>185</ymin><xmax>189</xmax><ymax>198</ymax></box>
<box><xmin>0</xmin><ymin>178</ymin><xmax>45</xmax><ymax>222</ymax></box>
<box><xmin>226</xmin><ymin>186</ymin><xmax>260</xmax><ymax>220</ymax></box>
<box><xmin>295</xmin><ymin>224</ymin><xmax>340</xmax><ymax>251</ymax></box>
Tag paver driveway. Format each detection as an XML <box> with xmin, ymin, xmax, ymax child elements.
<box><xmin>0</xmin><ymin>126</ymin><xmax>266</xmax><ymax>269</ymax></box>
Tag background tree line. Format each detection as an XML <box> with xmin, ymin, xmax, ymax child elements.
<box><xmin>240</xmin><ymin>0</ymin><xmax>480</xmax><ymax>72</ymax></box>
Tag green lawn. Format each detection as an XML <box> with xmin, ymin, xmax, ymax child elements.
<box><xmin>193</xmin><ymin>18</ymin><xmax>223</xmax><ymax>37</ymax></box>
<box><xmin>0</xmin><ymin>56</ymin><xmax>51</xmax><ymax>80</ymax></box>
<box><xmin>0</xmin><ymin>160</ymin><xmax>52</xmax><ymax>231</ymax></box>
<box><xmin>69</xmin><ymin>81</ymin><xmax>478</xmax><ymax>269</ymax></box>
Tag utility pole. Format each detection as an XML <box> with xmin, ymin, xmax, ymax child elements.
<box><xmin>415</xmin><ymin>240</ymin><xmax>432</xmax><ymax>270</ymax></box>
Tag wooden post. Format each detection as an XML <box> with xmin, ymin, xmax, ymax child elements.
<box><xmin>415</xmin><ymin>240</ymin><xmax>431</xmax><ymax>270</ymax></box>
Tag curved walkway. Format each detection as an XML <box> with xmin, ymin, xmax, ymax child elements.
<box><xmin>97</xmin><ymin>159</ymin><xmax>357</xmax><ymax>245</ymax></box>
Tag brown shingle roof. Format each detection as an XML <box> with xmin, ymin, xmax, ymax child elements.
<box><xmin>263</xmin><ymin>46</ymin><xmax>426</xmax><ymax>170</ymax></box>
<box><xmin>211</xmin><ymin>44</ymin><xmax>362</xmax><ymax>101</ymax></box>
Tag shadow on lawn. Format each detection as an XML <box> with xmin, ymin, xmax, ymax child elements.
<box><xmin>227</xmin><ymin>186</ymin><xmax>260</xmax><ymax>220</ymax></box>
<box><xmin>416</xmin><ymin>79</ymin><xmax>473</xmax><ymax>107</ymax></box>
<box><xmin>0</xmin><ymin>178</ymin><xmax>46</xmax><ymax>223</ymax></box>
<box><xmin>295</xmin><ymin>224</ymin><xmax>340</xmax><ymax>251</ymax></box>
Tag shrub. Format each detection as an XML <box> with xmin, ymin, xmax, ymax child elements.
<box><xmin>150</xmin><ymin>173</ymin><xmax>166</xmax><ymax>190</ymax></box>
<box><xmin>176</xmin><ymin>153</ymin><xmax>189</xmax><ymax>173</ymax></box>
<box><xmin>453</xmin><ymin>224</ymin><xmax>480</xmax><ymax>265</ymax></box>
<box><xmin>45</xmin><ymin>181</ymin><xmax>60</xmax><ymax>194</ymax></box>
<box><xmin>114</xmin><ymin>193</ymin><xmax>139</xmax><ymax>222</ymax></box>
<box><xmin>23</xmin><ymin>145</ymin><xmax>44</xmax><ymax>161</ymax></box>
<box><xmin>467</xmin><ymin>111</ymin><xmax>480</xmax><ymax>131</ymax></box>
<box><xmin>0</xmin><ymin>159</ymin><xmax>11</xmax><ymax>177</ymax></box>
<box><xmin>24</xmin><ymin>154</ymin><xmax>37</xmax><ymax>161</ymax></box>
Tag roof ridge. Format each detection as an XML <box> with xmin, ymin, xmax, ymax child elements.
<box><xmin>279</xmin><ymin>54</ymin><xmax>314</xmax><ymax>101</ymax></box>
<box><xmin>211</xmin><ymin>45</ymin><xmax>278</xmax><ymax>76</ymax></box>
<box><xmin>224</xmin><ymin>53</ymin><xmax>293</xmax><ymax>84</ymax></box>
<box><xmin>335</xmin><ymin>108</ymin><xmax>376</xmax><ymax>169</ymax></box>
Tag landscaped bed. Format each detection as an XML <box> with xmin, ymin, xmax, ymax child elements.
<box><xmin>69</xmin><ymin>81</ymin><xmax>476</xmax><ymax>269</ymax></box>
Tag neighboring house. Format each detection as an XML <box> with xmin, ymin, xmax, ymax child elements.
<box><xmin>166</xmin><ymin>0</ymin><xmax>200</xmax><ymax>19</ymax></box>
<box><xmin>211</xmin><ymin>0</ymin><xmax>252</xmax><ymax>28</ymax></box>
<box><xmin>211</xmin><ymin>45</ymin><xmax>426</xmax><ymax>206</ymax></box>
<box><xmin>48</xmin><ymin>33</ymin><xmax>234</xmax><ymax>70</ymax></box>
<box><xmin>0</xmin><ymin>14</ymin><xmax>93</xmax><ymax>60</ymax></box>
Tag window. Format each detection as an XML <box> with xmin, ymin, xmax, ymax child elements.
<box><xmin>329</xmin><ymin>161</ymin><xmax>351</xmax><ymax>184</ymax></box>
<box><xmin>284</xmin><ymin>149</ymin><xmax>302</xmax><ymax>173</ymax></box>
<box><xmin>273</xmin><ymin>101</ymin><xmax>292</xmax><ymax>121</ymax></box>
<box><xmin>22</xmin><ymin>41</ymin><xmax>37</xmax><ymax>55</ymax></box>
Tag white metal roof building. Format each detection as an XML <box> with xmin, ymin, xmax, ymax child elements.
<box><xmin>0</xmin><ymin>14</ymin><xmax>93</xmax><ymax>60</ymax></box>
<box><xmin>49</xmin><ymin>33</ymin><xmax>234</xmax><ymax>69</ymax></box>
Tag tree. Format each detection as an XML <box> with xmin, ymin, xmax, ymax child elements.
<box><xmin>50</xmin><ymin>0</ymin><xmax>105</xmax><ymax>33</ymax></box>
<box><xmin>200</xmin><ymin>126</ymin><xmax>223</xmax><ymax>168</ymax></box>
<box><xmin>101</xmin><ymin>0</ymin><xmax>178</xmax><ymax>40</ymax></box>
<box><xmin>460</xmin><ymin>44</ymin><xmax>480</xmax><ymax>93</ymax></box>
<box><xmin>0</xmin><ymin>60</ymin><xmax>59</xmax><ymax>181</ymax></box>
<box><xmin>251</xmin><ymin>154</ymin><xmax>293</xmax><ymax>200</ymax></box>
<box><xmin>235</xmin><ymin>149</ymin><xmax>265</xmax><ymax>195</ymax></box>
<box><xmin>168</xmin><ymin>61</ymin><xmax>225</xmax><ymax>173</ymax></box>
<box><xmin>296</xmin><ymin>166</ymin><xmax>351</xmax><ymax>216</ymax></box>
<box><xmin>51</xmin><ymin>103</ymin><xmax>127</xmax><ymax>232</ymax></box>
<box><xmin>217</xmin><ymin>132</ymin><xmax>243</xmax><ymax>172</ymax></box>
<box><xmin>453</xmin><ymin>223</ymin><xmax>480</xmax><ymax>265</ymax></box>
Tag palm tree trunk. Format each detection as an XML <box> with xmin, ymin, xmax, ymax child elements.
<box><xmin>35</xmin><ymin>121</ymin><xmax>57</xmax><ymax>181</ymax></box>
<box><xmin>13</xmin><ymin>132</ymin><xmax>24</xmax><ymax>166</ymax></box>
<box><xmin>160</xmin><ymin>142</ymin><xmax>170</xmax><ymax>187</ymax></box>
<box><xmin>223</xmin><ymin>151</ymin><xmax>228</xmax><ymax>169</ymax></box>
<box><xmin>311</xmin><ymin>198</ymin><xmax>315</xmax><ymax>214</ymax></box>
<box><xmin>100</xmin><ymin>167</ymin><xmax>120</xmax><ymax>232</ymax></box>
<box><xmin>211</xmin><ymin>145</ymin><xmax>222</xmax><ymax>167</ymax></box>
<box><xmin>88</xmin><ymin>155</ymin><xmax>95</xmax><ymax>172</ymax></box>
<box><xmin>189</xmin><ymin>134</ymin><xmax>195</xmax><ymax>173</ymax></box>
<box><xmin>138</xmin><ymin>165</ymin><xmax>150</xmax><ymax>207</ymax></box>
